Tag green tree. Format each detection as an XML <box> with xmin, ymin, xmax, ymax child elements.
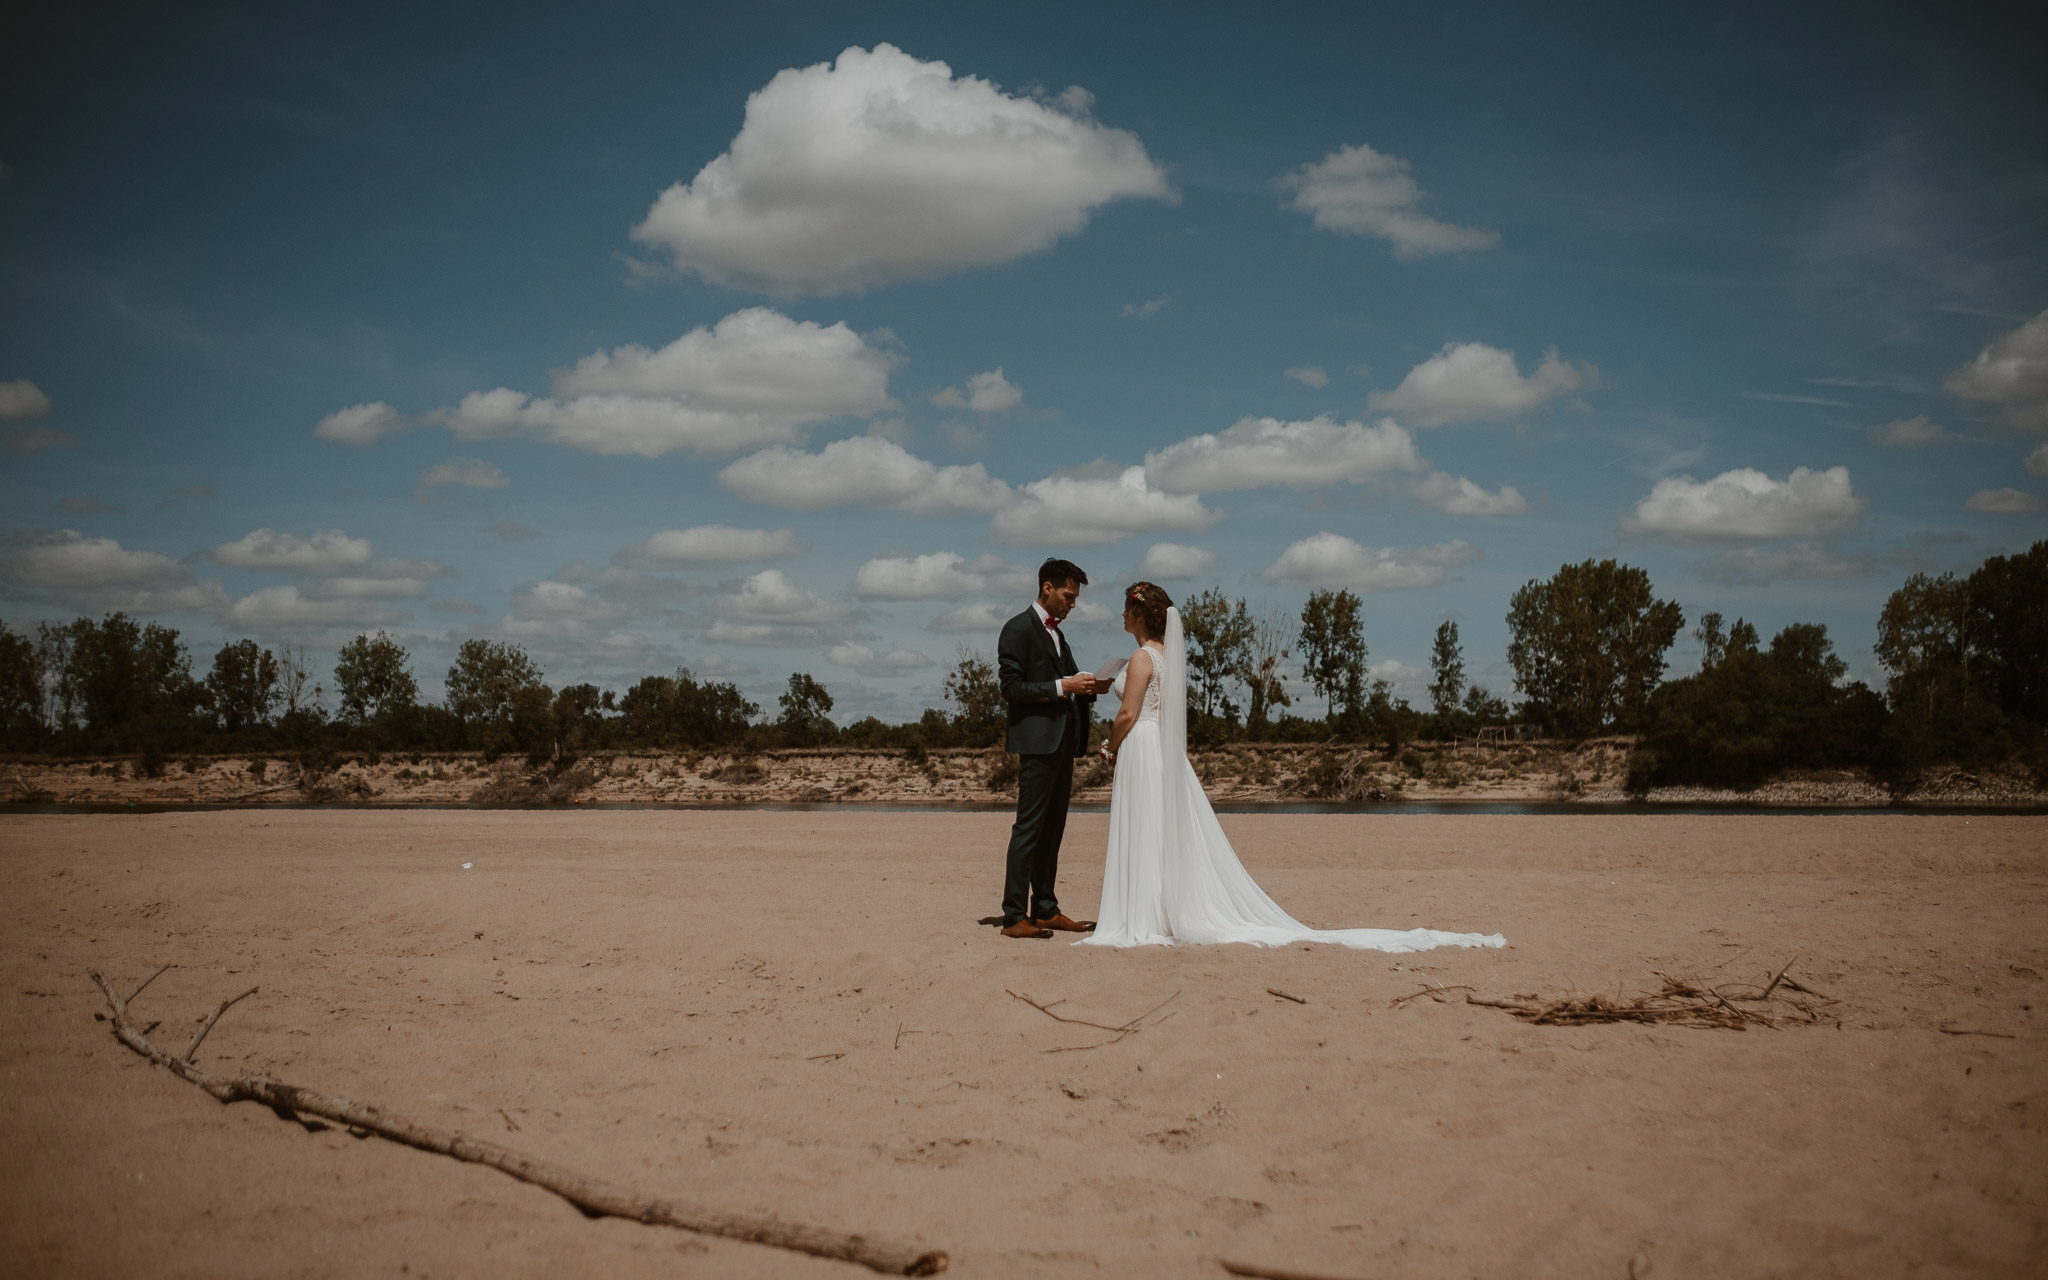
<box><xmin>445</xmin><ymin>639</ymin><xmax>549</xmax><ymax>756</ymax></box>
<box><xmin>1694</xmin><ymin>611</ymin><xmax>1727</xmax><ymax>671</ymax></box>
<box><xmin>1298</xmin><ymin>589</ymin><xmax>1367</xmax><ymax>720</ymax></box>
<box><xmin>551</xmin><ymin>683</ymin><xmax>612</xmax><ymax>753</ymax></box>
<box><xmin>334</xmin><ymin>631</ymin><xmax>418</xmax><ymax>723</ymax></box>
<box><xmin>205</xmin><ymin>639</ymin><xmax>280</xmax><ymax>732</ymax></box>
<box><xmin>55</xmin><ymin>613</ymin><xmax>203</xmax><ymax>757</ymax></box>
<box><xmin>0</xmin><ymin>622</ymin><xmax>43</xmax><ymax>749</ymax></box>
<box><xmin>777</xmin><ymin>672</ymin><xmax>835</xmax><ymax>746</ymax></box>
<box><xmin>1461</xmin><ymin>684</ymin><xmax>1510</xmax><ymax>725</ymax></box>
<box><xmin>1237</xmin><ymin>605</ymin><xmax>1293</xmax><ymax>731</ymax></box>
<box><xmin>1181</xmin><ymin>589</ymin><xmax>1253</xmax><ymax>723</ymax></box>
<box><xmin>1428</xmin><ymin>621</ymin><xmax>1465</xmax><ymax>716</ymax></box>
<box><xmin>1506</xmin><ymin>560</ymin><xmax>1683</xmax><ymax>736</ymax></box>
<box><xmin>942</xmin><ymin>646</ymin><xmax>1004</xmax><ymax>747</ymax></box>
<box><xmin>1631</xmin><ymin>622</ymin><xmax>1886</xmax><ymax>791</ymax></box>
<box><xmin>618</xmin><ymin>668</ymin><xmax>756</xmax><ymax>747</ymax></box>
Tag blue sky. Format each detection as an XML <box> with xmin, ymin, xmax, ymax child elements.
<box><xmin>4</xmin><ymin>1</ymin><xmax>2045</xmax><ymax>721</ymax></box>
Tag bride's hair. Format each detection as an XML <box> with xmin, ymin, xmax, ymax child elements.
<box><xmin>1124</xmin><ymin>581</ymin><xmax>1173</xmax><ymax>638</ymax></box>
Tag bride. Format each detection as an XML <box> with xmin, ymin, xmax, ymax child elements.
<box><xmin>1081</xmin><ymin>581</ymin><xmax>1505</xmax><ymax>952</ymax></box>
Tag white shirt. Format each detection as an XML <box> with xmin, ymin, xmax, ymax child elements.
<box><xmin>1031</xmin><ymin>601</ymin><xmax>1072</xmax><ymax>697</ymax></box>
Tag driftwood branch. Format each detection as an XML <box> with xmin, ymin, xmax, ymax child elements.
<box><xmin>1220</xmin><ymin>1259</ymin><xmax>1363</xmax><ymax>1280</ymax></box>
<box><xmin>1389</xmin><ymin>983</ymin><xmax>1472</xmax><ymax>1007</ymax></box>
<box><xmin>128</xmin><ymin>961</ymin><xmax>174</xmax><ymax>1005</ymax></box>
<box><xmin>87</xmin><ymin>968</ymin><xmax>946</xmax><ymax>1276</ymax></box>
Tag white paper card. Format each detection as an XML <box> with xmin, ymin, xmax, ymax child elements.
<box><xmin>1092</xmin><ymin>656</ymin><xmax>1128</xmax><ymax>681</ymax></box>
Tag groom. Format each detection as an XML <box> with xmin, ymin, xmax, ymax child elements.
<box><xmin>988</xmin><ymin>558</ymin><xmax>1106</xmax><ymax>939</ymax></box>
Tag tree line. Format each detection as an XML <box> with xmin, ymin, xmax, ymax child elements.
<box><xmin>1</xmin><ymin>538</ymin><xmax>2040</xmax><ymax>788</ymax></box>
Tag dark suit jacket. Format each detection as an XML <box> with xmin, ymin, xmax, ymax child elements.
<box><xmin>998</xmin><ymin>606</ymin><xmax>1095</xmax><ymax>757</ymax></box>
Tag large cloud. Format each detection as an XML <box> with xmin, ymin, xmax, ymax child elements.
<box><xmin>853</xmin><ymin>551</ymin><xmax>1027</xmax><ymax>600</ymax></box>
<box><xmin>1261</xmin><ymin>534</ymin><xmax>1480</xmax><ymax>591</ymax></box>
<box><xmin>1369</xmin><ymin>342</ymin><xmax>1598</xmax><ymax>426</ymax></box>
<box><xmin>1944</xmin><ymin>309</ymin><xmax>2048</xmax><ymax>432</ymax></box>
<box><xmin>720</xmin><ymin>435</ymin><xmax>1011</xmax><ymax>514</ymax></box>
<box><xmin>1624</xmin><ymin>466</ymin><xmax>1866</xmax><ymax>542</ymax></box>
<box><xmin>1411</xmin><ymin>471</ymin><xmax>1529</xmax><ymax>515</ymax></box>
<box><xmin>420</xmin><ymin>308</ymin><xmax>897</xmax><ymax>458</ymax></box>
<box><xmin>993</xmin><ymin>465</ymin><xmax>1219</xmax><ymax>546</ymax></box>
<box><xmin>1277</xmin><ymin>142</ymin><xmax>1498</xmax><ymax>259</ymax></box>
<box><xmin>630</xmin><ymin>43</ymin><xmax>1174</xmax><ymax>295</ymax></box>
<box><xmin>1144</xmin><ymin>415</ymin><xmax>1421</xmax><ymax>493</ymax></box>
<box><xmin>211</xmin><ymin>528</ymin><xmax>374</xmax><ymax>573</ymax></box>
<box><xmin>616</xmin><ymin>525</ymin><xmax>806</xmax><ymax>568</ymax></box>
<box><xmin>0</xmin><ymin>529</ymin><xmax>222</xmax><ymax>613</ymax></box>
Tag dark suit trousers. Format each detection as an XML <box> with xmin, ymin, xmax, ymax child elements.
<box><xmin>1002</xmin><ymin>751</ymin><xmax>1072</xmax><ymax>924</ymax></box>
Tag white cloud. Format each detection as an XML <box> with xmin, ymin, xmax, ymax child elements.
<box><xmin>1278</xmin><ymin>142</ymin><xmax>1498</xmax><ymax>259</ymax></box>
<box><xmin>1411</xmin><ymin>471</ymin><xmax>1530</xmax><ymax>516</ymax></box>
<box><xmin>1144</xmin><ymin>415</ymin><xmax>1421</xmax><ymax>494</ymax></box>
<box><xmin>1369</xmin><ymin>342</ymin><xmax>1598</xmax><ymax>426</ymax></box>
<box><xmin>414</xmin><ymin>457</ymin><xmax>509</xmax><ymax>498</ymax></box>
<box><xmin>929</xmin><ymin>601</ymin><xmax>1017</xmax><ymax>634</ymax></box>
<box><xmin>1965</xmin><ymin>487</ymin><xmax>2042</xmax><ymax>513</ymax></box>
<box><xmin>2028</xmin><ymin>442</ymin><xmax>2048</xmax><ymax>478</ymax></box>
<box><xmin>1706</xmin><ymin>543</ymin><xmax>1875</xmax><ymax>586</ymax></box>
<box><xmin>315</xmin><ymin>401</ymin><xmax>405</xmax><ymax>445</ymax></box>
<box><xmin>993</xmin><ymin>465</ymin><xmax>1219</xmax><ymax>546</ymax></box>
<box><xmin>1282</xmin><ymin>366</ymin><xmax>1329</xmax><ymax>388</ymax></box>
<box><xmin>1624</xmin><ymin>466</ymin><xmax>1867</xmax><ymax>542</ymax></box>
<box><xmin>227</xmin><ymin>585</ymin><xmax>406</xmax><ymax>630</ymax></box>
<box><xmin>1122</xmin><ymin>296</ymin><xmax>1170</xmax><ymax>319</ymax></box>
<box><xmin>1944</xmin><ymin>309</ymin><xmax>2048</xmax><ymax>432</ymax></box>
<box><xmin>211</xmin><ymin>528</ymin><xmax>374</xmax><ymax>573</ymax></box>
<box><xmin>3</xmin><ymin>529</ymin><xmax>191</xmax><ymax>595</ymax></box>
<box><xmin>715</xmin><ymin>569</ymin><xmax>850</xmax><ymax>624</ymax></box>
<box><xmin>1136</xmin><ymin>542</ymin><xmax>1216</xmax><ymax>579</ymax></box>
<box><xmin>1262</xmin><ymin>534</ymin><xmax>1481</xmax><ymax>591</ymax></box>
<box><xmin>826</xmin><ymin>642</ymin><xmax>934</xmax><ymax>676</ymax></box>
<box><xmin>930</xmin><ymin>368</ymin><xmax>1023</xmax><ymax>412</ymax></box>
<box><xmin>704</xmin><ymin>620</ymin><xmax>837</xmax><ymax>647</ymax></box>
<box><xmin>428</xmin><ymin>308</ymin><xmax>898</xmax><ymax>458</ymax></box>
<box><xmin>511</xmin><ymin>579</ymin><xmax>627</xmax><ymax>626</ymax></box>
<box><xmin>719</xmin><ymin>435</ymin><xmax>1011</xmax><ymax>515</ymax></box>
<box><xmin>853</xmin><ymin>551</ymin><xmax>1026</xmax><ymax>599</ymax></box>
<box><xmin>616</xmin><ymin>525</ymin><xmax>806</xmax><ymax>567</ymax></box>
<box><xmin>0</xmin><ymin>379</ymin><xmax>52</xmax><ymax>420</ymax></box>
<box><xmin>629</xmin><ymin>43</ymin><xmax>1174</xmax><ymax>296</ymax></box>
<box><xmin>1870</xmin><ymin>415</ymin><xmax>1954</xmax><ymax>447</ymax></box>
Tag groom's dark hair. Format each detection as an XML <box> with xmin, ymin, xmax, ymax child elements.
<box><xmin>1037</xmin><ymin>558</ymin><xmax>1088</xmax><ymax>592</ymax></box>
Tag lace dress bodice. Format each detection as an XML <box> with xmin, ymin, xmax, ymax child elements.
<box><xmin>1112</xmin><ymin>642</ymin><xmax>1165</xmax><ymax>723</ymax></box>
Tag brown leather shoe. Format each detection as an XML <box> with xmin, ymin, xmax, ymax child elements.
<box><xmin>1001</xmin><ymin>919</ymin><xmax>1054</xmax><ymax>939</ymax></box>
<box><xmin>1034</xmin><ymin>913</ymin><xmax>1097</xmax><ymax>933</ymax></box>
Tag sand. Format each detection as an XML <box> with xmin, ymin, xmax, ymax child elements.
<box><xmin>2</xmin><ymin>810</ymin><xmax>2043</xmax><ymax>1278</ymax></box>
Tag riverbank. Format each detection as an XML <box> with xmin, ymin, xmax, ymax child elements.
<box><xmin>3</xmin><ymin>810</ymin><xmax>2042</xmax><ymax>1277</ymax></box>
<box><xmin>5</xmin><ymin>742</ymin><xmax>2044</xmax><ymax>809</ymax></box>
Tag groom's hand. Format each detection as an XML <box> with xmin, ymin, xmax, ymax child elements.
<box><xmin>1061</xmin><ymin>674</ymin><xmax>1103</xmax><ymax>695</ymax></box>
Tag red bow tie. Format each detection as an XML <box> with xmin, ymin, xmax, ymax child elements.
<box><xmin>1044</xmin><ymin>614</ymin><xmax>1061</xmax><ymax>630</ymax></box>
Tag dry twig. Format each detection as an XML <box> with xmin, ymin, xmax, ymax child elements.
<box><xmin>1938</xmin><ymin>1026</ymin><xmax>2016</xmax><ymax>1039</ymax></box>
<box><xmin>86</xmin><ymin>967</ymin><xmax>946</xmax><ymax>1276</ymax></box>
<box><xmin>1266</xmin><ymin>988</ymin><xmax>1307</xmax><ymax>1005</ymax></box>
<box><xmin>1390</xmin><ymin>984</ymin><xmax>1473</xmax><ymax>1007</ymax></box>
<box><xmin>1463</xmin><ymin>961</ymin><xmax>1835</xmax><ymax>1031</ymax></box>
<box><xmin>1007</xmin><ymin>988</ymin><xmax>1180</xmax><ymax>1053</ymax></box>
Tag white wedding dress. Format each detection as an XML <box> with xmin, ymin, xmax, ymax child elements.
<box><xmin>1082</xmin><ymin>608</ymin><xmax>1505</xmax><ymax>952</ymax></box>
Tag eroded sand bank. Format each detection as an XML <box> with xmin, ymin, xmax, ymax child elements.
<box><xmin>2</xmin><ymin>811</ymin><xmax>2043</xmax><ymax>1277</ymax></box>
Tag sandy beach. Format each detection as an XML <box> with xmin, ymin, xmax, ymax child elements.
<box><xmin>2</xmin><ymin>810</ymin><xmax>2043</xmax><ymax>1277</ymax></box>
